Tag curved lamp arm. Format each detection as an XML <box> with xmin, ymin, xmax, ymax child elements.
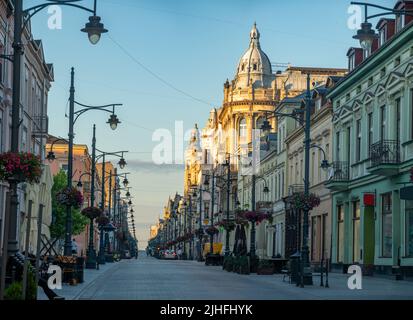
<box><xmin>310</xmin><ymin>144</ymin><xmax>330</xmax><ymax>170</ymax></box>
<box><xmin>22</xmin><ymin>0</ymin><xmax>96</xmax><ymax>32</ymax></box>
<box><xmin>351</xmin><ymin>2</ymin><xmax>413</xmax><ymax>22</ymax></box>
<box><xmin>73</xmin><ymin>102</ymin><xmax>122</xmax><ymax>125</ymax></box>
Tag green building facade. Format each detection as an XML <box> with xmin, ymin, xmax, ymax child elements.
<box><xmin>327</xmin><ymin>20</ymin><xmax>413</xmax><ymax>275</ymax></box>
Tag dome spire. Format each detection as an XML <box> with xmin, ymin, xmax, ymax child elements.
<box><xmin>234</xmin><ymin>22</ymin><xmax>273</xmax><ymax>89</ymax></box>
<box><xmin>250</xmin><ymin>22</ymin><xmax>260</xmax><ymax>46</ymax></box>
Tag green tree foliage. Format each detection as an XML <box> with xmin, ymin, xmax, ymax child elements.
<box><xmin>50</xmin><ymin>170</ymin><xmax>89</xmax><ymax>239</ymax></box>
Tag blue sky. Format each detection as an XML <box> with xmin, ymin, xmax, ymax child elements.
<box><xmin>27</xmin><ymin>0</ymin><xmax>393</xmax><ymax>248</ymax></box>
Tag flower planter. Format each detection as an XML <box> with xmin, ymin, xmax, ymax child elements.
<box><xmin>257</xmin><ymin>268</ymin><xmax>274</xmax><ymax>275</ymax></box>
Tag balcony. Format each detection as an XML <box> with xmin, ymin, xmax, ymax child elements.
<box><xmin>368</xmin><ymin>140</ymin><xmax>400</xmax><ymax>176</ymax></box>
<box><xmin>325</xmin><ymin>161</ymin><xmax>349</xmax><ymax>191</ymax></box>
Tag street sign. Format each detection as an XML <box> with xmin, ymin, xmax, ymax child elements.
<box><xmin>400</xmin><ymin>186</ymin><xmax>413</xmax><ymax>200</ymax></box>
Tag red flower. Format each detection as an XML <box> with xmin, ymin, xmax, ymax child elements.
<box><xmin>0</xmin><ymin>152</ymin><xmax>42</xmax><ymax>183</ymax></box>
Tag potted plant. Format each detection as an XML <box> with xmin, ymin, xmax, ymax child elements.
<box><xmin>238</xmin><ymin>256</ymin><xmax>250</xmax><ymax>275</ymax></box>
<box><xmin>257</xmin><ymin>260</ymin><xmax>274</xmax><ymax>275</ymax></box>
<box><xmin>81</xmin><ymin>207</ymin><xmax>103</xmax><ymax>220</ymax></box>
<box><xmin>0</xmin><ymin>152</ymin><xmax>42</xmax><ymax>183</ymax></box>
<box><xmin>223</xmin><ymin>256</ymin><xmax>234</xmax><ymax>271</ymax></box>
<box><xmin>56</xmin><ymin>187</ymin><xmax>84</xmax><ymax>209</ymax></box>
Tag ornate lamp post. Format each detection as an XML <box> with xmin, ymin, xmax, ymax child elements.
<box><xmin>64</xmin><ymin>69</ymin><xmax>123</xmax><ymax>257</ymax></box>
<box><xmin>248</xmin><ymin>174</ymin><xmax>269</xmax><ymax>262</ymax></box>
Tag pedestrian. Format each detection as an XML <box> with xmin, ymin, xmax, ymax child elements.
<box><xmin>177</xmin><ymin>248</ymin><xmax>183</xmax><ymax>260</ymax></box>
<box><xmin>71</xmin><ymin>238</ymin><xmax>78</xmax><ymax>256</ymax></box>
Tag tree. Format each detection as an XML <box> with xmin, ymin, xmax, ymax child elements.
<box><xmin>50</xmin><ymin>170</ymin><xmax>89</xmax><ymax>239</ymax></box>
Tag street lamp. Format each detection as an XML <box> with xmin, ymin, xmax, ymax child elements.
<box><xmin>46</xmin><ymin>138</ymin><xmax>68</xmax><ymax>163</ymax></box>
<box><xmin>123</xmin><ymin>177</ymin><xmax>129</xmax><ymax>187</ymax></box>
<box><xmin>81</xmin><ymin>14</ymin><xmax>108</xmax><ymax>45</ymax></box>
<box><xmin>65</xmin><ymin>74</ymin><xmax>123</xmax><ymax>258</ymax></box>
<box><xmin>351</xmin><ymin>1</ymin><xmax>413</xmax><ymax>54</ymax></box>
<box><xmin>107</xmin><ymin>114</ymin><xmax>121</xmax><ymax>131</ymax></box>
<box><xmin>118</xmin><ymin>156</ymin><xmax>127</xmax><ymax>170</ymax></box>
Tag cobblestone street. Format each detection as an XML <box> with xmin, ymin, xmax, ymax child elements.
<box><xmin>38</xmin><ymin>256</ymin><xmax>413</xmax><ymax>300</ymax></box>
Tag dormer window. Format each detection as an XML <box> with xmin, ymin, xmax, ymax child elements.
<box><xmin>349</xmin><ymin>52</ymin><xmax>356</xmax><ymax>71</ymax></box>
<box><xmin>241</xmin><ymin>64</ymin><xmax>245</xmax><ymax>71</ymax></box>
<box><xmin>379</xmin><ymin>26</ymin><xmax>387</xmax><ymax>46</ymax></box>
<box><xmin>396</xmin><ymin>13</ymin><xmax>405</xmax><ymax>32</ymax></box>
<box><xmin>253</xmin><ymin>64</ymin><xmax>257</xmax><ymax>71</ymax></box>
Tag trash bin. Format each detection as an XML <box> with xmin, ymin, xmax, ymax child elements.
<box><xmin>289</xmin><ymin>251</ymin><xmax>301</xmax><ymax>284</ymax></box>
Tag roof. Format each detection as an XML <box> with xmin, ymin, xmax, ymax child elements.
<box><xmin>286</xmin><ymin>66</ymin><xmax>347</xmax><ymax>75</ymax></box>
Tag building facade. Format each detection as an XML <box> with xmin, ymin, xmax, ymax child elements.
<box><xmin>0</xmin><ymin>1</ymin><xmax>54</xmax><ymax>256</ymax></box>
<box><xmin>327</xmin><ymin>3</ymin><xmax>413</xmax><ymax>275</ymax></box>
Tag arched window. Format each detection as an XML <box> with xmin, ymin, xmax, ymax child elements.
<box><xmin>239</xmin><ymin>118</ymin><xmax>247</xmax><ymax>143</ymax></box>
<box><xmin>256</xmin><ymin>117</ymin><xmax>265</xmax><ymax>131</ymax></box>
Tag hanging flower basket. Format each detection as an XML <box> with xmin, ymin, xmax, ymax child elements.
<box><xmin>238</xmin><ymin>211</ymin><xmax>272</xmax><ymax>225</ymax></box>
<box><xmin>0</xmin><ymin>152</ymin><xmax>42</xmax><ymax>183</ymax></box>
<box><xmin>287</xmin><ymin>192</ymin><xmax>321</xmax><ymax>211</ymax></box>
<box><xmin>96</xmin><ymin>215</ymin><xmax>109</xmax><ymax>226</ymax></box>
<box><xmin>56</xmin><ymin>187</ymin><xmax>83</xmax><ymax>209</ymax></box>
<box><xmin>81</xmin><ymin>207</ymin><xmax>103</xmax><ymax>220</ymax></box>
<box><xmin>215</xmin><ymin>220</ymin><xmax>236</xmax><ymax>232</ymax></box>
<box><xmin>205</xmin><ymin>226</ymin><xmax>219</xmax><ymax>236</ymax></box>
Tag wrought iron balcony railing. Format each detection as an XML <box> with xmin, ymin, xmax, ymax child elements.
<box><xmin>328</xmin><ymin>161</ymin><xmax>350</xmax><ymax>182</ymax></box>
<box><xmin>369</xmin><ymin>140</ymin><xmax>400</xmax><ymax>166</ymax></box>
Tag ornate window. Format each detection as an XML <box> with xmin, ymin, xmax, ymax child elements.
<box><xmin>239</xmin><ymin>118</ymin><xmax>247</xmax><ymax>143</ymax></box>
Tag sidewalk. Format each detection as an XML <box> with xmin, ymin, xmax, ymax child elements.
<box><xmin>37</xmin><ymin>260</ymin><xmax>122</xmax><ymax>300</ymax></box>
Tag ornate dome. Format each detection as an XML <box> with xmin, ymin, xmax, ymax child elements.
<box><xmin>234</xmin><ymin>23</ymin><xmax>274</xmax><ymax>89</ymax></box>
